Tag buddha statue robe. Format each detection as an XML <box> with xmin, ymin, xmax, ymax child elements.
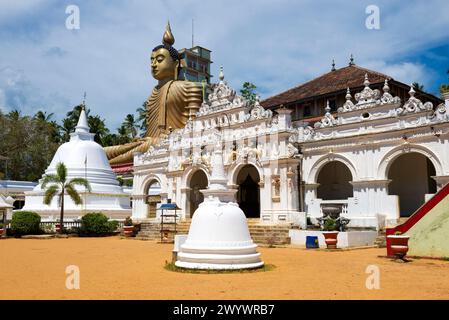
<box><xmin>105</xmin><ymin>79</ymin><xmax>202</xmax><ymax>165</ymax></box>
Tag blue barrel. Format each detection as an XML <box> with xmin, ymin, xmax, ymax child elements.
<box><xmin>306</xmin><ymin>236</ymin><xmax>319</xmax><ymax>248</ymax></box>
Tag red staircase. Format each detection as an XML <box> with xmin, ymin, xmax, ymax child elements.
<box><xmin>386</xmin><ymin>183</ymin><xmax>449</xmax><ymax>256</ymax></box>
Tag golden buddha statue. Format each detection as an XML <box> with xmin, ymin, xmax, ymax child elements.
<box><xmin>104</xmin><ymin>23</ymin><xmax>203</xmax><ymax>165</ymax></box>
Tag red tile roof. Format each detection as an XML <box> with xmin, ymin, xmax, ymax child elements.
<box><xmin>111</xmin><ymin>162</ymin><xmax>133</xmax><ymax>174</ymax></box>
<box><xmin>261</xmin><ymin>65</ymin><xmax>391</xmax><ymax>109</ymax></box>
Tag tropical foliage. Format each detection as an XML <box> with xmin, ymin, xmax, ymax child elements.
<box><xmin>78</xmin><ymin>212</ymin><xmax>119</xmax><ymax>236</ymax></box>
<box><xmin>41</xmin><ymin>162</ymin><xmax>91</xmax><ymax>233</ymax></box>
<box><xmin>240</xmin><ymin>82</ymin><xmax>258</xmax><ymax>106</ymax></box>
<box><xmin>10</xmin><ymin>211</ymin><xmax>41</xmax><ymax>235</ymax></box>
<box><xmin>440</xmin><ymin>69</ymin><xmax>449</xmax><ymax>95</ymax></box>
<box><xmin>0</xmin><ymin>103</ymin><xmax>147</xmax><ymax>181</ymax></box>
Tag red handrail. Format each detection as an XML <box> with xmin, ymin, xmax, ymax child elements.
<box><xmin>386</xmin><ymin>182</ymin><xmax>449</xmax><ymax>256</ymax></box>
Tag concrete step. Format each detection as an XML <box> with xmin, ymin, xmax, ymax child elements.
<box><xmin>135</xmin><ymin>220</ymin><xmax>292</xmax><ymax>245</ymax></box>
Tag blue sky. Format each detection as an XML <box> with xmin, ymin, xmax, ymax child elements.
<box><xmin>0</xmin><ymin>0</ymin><xmax>448</xmax><ymax>130</ymax></box>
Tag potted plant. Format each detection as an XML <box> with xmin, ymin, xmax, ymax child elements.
<box><xmin>387</xmin><ymin>231</ymin><xmax>410</xmax><ymax>261</ymax></box>
<box><xmin>322</xmin><ymin>217</ymin><xmax>339</xmax><ymax>249</ymax></box>
<box><xmin>123</xmin><ymin>216</ymin><xmax>135</xmax><ymax>237</ymax></box>
<box><xmin>0</xmin><ymin>223</ymin><xmax>4</xmax><ymax>236</ymax></box>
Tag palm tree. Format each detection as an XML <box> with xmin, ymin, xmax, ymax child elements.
<box><xmin>88</xmin><ymin>115</ymin><xmax>110</xmax><ymax>145</ymax></box>
<box><xmin>34</xmin><ymin>111</ymin><xmax>55</xmax><ymax>122</ymax></box>
<box><xmin>136</xmin><ymin>102</ymin><xmax>148</xmax><ymax>137</ymax></box>
<box><xmin>41</xmin><ymin>162</ymin><xmax>91</xmax><ymax>233</ymax></box>
<box><xmin>122</xmin><ymin>114</ymin><xmax>138</xmax><ymax>139</ymax></box>
<box><xmin>412</xmin><ymin>82</ymin><xmax>424</xmax><ymax>91</ymax></box>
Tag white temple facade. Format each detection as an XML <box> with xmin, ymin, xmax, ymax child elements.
<box><xmin>132</xmin><ymin>67</ymin><xmax>303</xmax><ymax>225</ymax></box>
<box><xmin>132</xmin><ymin>67</ymin><xmax>449</xmax><ymax>230</ymax></box>
<box><xmin>23</xmin><ymin>108</ymin><xmax>131</xmax><ymax>219</ymax></box>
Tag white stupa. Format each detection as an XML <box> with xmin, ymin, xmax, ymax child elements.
<box><xmin>22</xmin><ymin>106</ymin><xmax>131</xmax><ymax>219</ymax></box>
<box><xmin>175</xmin><ymin>138</ymin><xmax>264</xmax><ymax>270</ymax></box>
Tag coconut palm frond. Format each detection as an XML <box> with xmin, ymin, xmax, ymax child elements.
<box><xmin>66</xmin><ymin>184</ymin><xmax>82</xmax><ymax>205</ymax></box>
<box><xmin>43</xmin><ymin>184</ymin><xmax>60</xmax><ymax>205</ymax></box>
<box><xmin>55</xmin><ymin>162</ymin><xmax>67</xmax><ymax>183</ymax></box>
<box><xmin>41</xmin><ymin>174</ymin><xmax>60</xmax><ymax>189</ymax></box>
<box><xmin>69</xmin><ymin>177</ymin><xmax>92</xmax><ymax>193</ymax></box>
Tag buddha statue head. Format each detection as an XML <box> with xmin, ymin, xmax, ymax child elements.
<box><xmin>151</xmin><ymin>22</ymin><xmax>183</xmax><ymax>83</ymax></box>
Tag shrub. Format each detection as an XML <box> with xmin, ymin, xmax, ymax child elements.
<box><xmin>323</xmin><ymin>217</ymin><xmax>337</xmax><ymax>231</ymax></box>
<box><xmin>0</xmin><ymin>223</ymin><xmax>3</xmax><ymax>229</ymax></box>
<box><xmin>79</xmin><ymin>212</ymin><xmax>118</xmax><ymax>236</ymax></box>
<box><xmin>11</xmin><ymin>211</ymin><xmax>41</xmax><ymax>235</ymax></box>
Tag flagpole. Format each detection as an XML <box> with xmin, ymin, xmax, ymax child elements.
<box><xmin>84</xmin><ymin>155</ymin><xmax>87</xmax><ymax>213</ymax></box>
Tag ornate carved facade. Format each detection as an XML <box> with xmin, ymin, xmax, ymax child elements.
<box><xmin>132</xmin><ymin>68</ymin><xmax>449</xmax><ymax>229</ymax></box>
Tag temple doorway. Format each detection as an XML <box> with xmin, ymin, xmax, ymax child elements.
<box><xmin>317</xmin><ymin>161</ymin><xmax>353</xmax><ymax>200</ymax></box>
<box><xmin>236</xmin><ymin>165</ymin><xmax>260</xmax><ymax>218</ymax></box>
<box><xmin>145</xmin><ymin>180</ymin><xmax>161</xmax><ymax>219</ymax></box>
<box><xmin>189</xmin><ymin>170</ymin><xmax>208</xmax><ymax>217</ymax></box>
<box><xmin>388</xmin><ymin>153</ymin><xmax>436</xmax><ymax>217</ymax></box>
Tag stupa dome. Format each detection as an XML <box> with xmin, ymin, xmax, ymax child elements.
<box><xmin>22</xmin><ymin>107</ymin><xmax>131</xmax><ymax>218</ymax></box>
<box><xmin>175</xmin><ymin>144</ymin><xmax>263</xmax><ymax>270</ymax></box>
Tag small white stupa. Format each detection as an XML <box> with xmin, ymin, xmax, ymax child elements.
<box><xmin>175</xmin><ymin>136</ymin><xmax>264</xmax><ymax>270</ymax></box>
<box><xmin>22</xmin><ymin>105</ymin><xmax>131</xmax><ymax>219</ymax></box>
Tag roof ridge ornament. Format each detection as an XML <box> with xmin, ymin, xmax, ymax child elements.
<box><xmin>219</xmin><ymin>65</ymin><xmax>224</xmax><ymax>83</ymax></box>
<box><xmin>397</xmin><ymin>83</ymin><xmax>433</xmax><ymax>115</ymax></box>
<box><xmin>314</xmin><ymin>100</ymin><xmax>337</xmax><ymax>128</ymax></box>
<box><xmin>338</xmin><ymin>88</ymin><xmax>355</xmax><ymax>112</ymax></box>
<box><xmin>349</xmin><ymin>54</ymin><xmax>355</xmax><ymax>66</ymax></box>
<box><xmin>380</xmin><ymin>79</ymin><xmax>401</xmax><ymax>105</ymax></box>
<box><xmin>331</xmin><ymin>59</ymin><xmax>336</xmax><ymax>71</ymax></box>
<box><xmin>354</xmin><ymin>74</ymin><xmax>380</xmax><ymax>108</ymax></box>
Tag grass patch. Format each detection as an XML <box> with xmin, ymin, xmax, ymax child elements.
<box><xmin>164</xmin><ymin>261</ymin><xmax>276</xmax><ymax>274</ymax></box>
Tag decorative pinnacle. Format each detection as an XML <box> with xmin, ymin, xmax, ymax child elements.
<box><xmin>255</xmin><ymin>95</ymin><xmax>260</xmax><ymax>105</ymax></box>
<box><xmin>409</xmin><ymin>84</ymin><xmax>416</xmax><ymax>97</ymax></box>
<box><xmin>82</xmin><ymin>92</ymin><xmax>86</xmax><ymax>110</ymax></box>
<box><xmin>219</xmin><ymin>65</ymin><xmax>224</xmax><ymax>82</ymax></box>
<box><xmin>383</xmin><ymin>79</ymin><xmax>390</xmax><ymax>93</ymax></box>
<box><xmin>364</xmin><ymin>73</ymin><xmax>370</xmax><ymax>87</ymax></box>
<box><xmin>325</xmin><ymin>100</ymin><xmax>331</xmax><ymax>113</ymax></box>
<box><xmin>349</xmin><ymin>54</ymin><xmax>355</xmax><ymax>66</ymax></box>
<box><xmin>162</xmin><ymin>21</ymin><xmax>175</xmax><ymax>46</ymax></box>
<box><xmin>345</xmin><ymin>88</ymin><xmax>352</xmax><ymax>100</ymax></box>
<box><xmin>331</xmin><ymin>59</ymin><xmax>336</xmax><ymax>71</ymax></box>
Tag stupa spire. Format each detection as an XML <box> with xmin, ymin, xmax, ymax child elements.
<box><xmin>75</xmin><ymin>97</ymin><xmax>89</xmax><ymax>134</ymax></box>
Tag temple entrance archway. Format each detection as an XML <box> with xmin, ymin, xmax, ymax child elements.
<box><xmin>189</xmin><ymin>170</ymin><xmax>208</xmax><ymax>217</ymax></box>
<box><xmin>388</xmin><ymin>153</ymin><xmax>436</xmax><ymax>217</ymax></box>
<box><xmin>236</xmin><ymin>164</ymin><xmax>260</xmax><ymax>218</ymax></box>
<box><xmin>317</xmin><ymin>161</ymin><xmax>353</xmax><ymax>200</ymax></box>
<box><xmin>145</xmin><ymin>180</ymin><xmax>161</xmax><ymax>218</ymax></box>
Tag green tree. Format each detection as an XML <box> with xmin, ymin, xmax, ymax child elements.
<box><xmin>240</xmin><ymin>82</ymin><xmax>257</xmax><ymax>105</ymax></box>
<box><xmin>41</xmin><ymin>162</ymin><xmax>91</xmax><ymax>233</ymax></box>
<box><xmin>440</xmin><ymin>69</ymin><xmax>449</xmax><ymax>95</ymax></box>
<box><xmin>122</xmin><ymin>114</ymin><xmax>138</xmax><ymax>139</ymax></box>
<box><xmin>0</xmin><ymin>110</ymin><xmax>60</xmax><ymax>181</ymax></box>
<box><xmin>412</xmin><ymin>82</ymin><xmax>424</xmax><ymax>91</ymax></box>
<box><xmin>136</xmin><ymin>102</ymin><xmax>148</xmax><ymax>137</ymax></box>
<box><xmin>88</xmin><ymin>115</ymin><xmax>110</xmax><ymax>145</ymax></box>
<box><xmin>117</xmin><ymin>124</ymin><xmax>132</xmax><ymax>144</ymax></box>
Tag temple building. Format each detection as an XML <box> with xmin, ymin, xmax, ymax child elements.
<box><xmin>131</xmin><ymin>61</ymin><xmax>449</xmax><ymax>234</ymax></box>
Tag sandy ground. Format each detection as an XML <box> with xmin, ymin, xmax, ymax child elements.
<box><xmin>1</xmin><ymin>237</ymin><xmax>448</xmax><ymax>300</ymax></box>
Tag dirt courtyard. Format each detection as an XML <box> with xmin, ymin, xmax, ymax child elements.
<box><xmin>1</xmin><ymin>237</ymin><xmax>448</xmax><ymax>300</ymax></box>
